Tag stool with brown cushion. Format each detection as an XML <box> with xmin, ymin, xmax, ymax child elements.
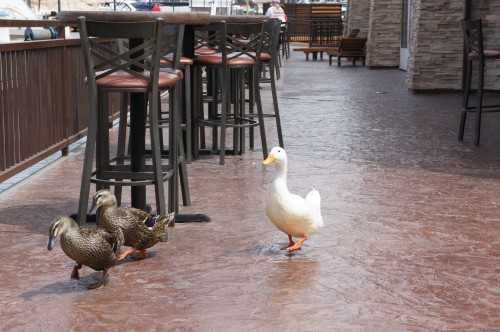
<box><xmin>459</xmin><ymin>18</ymin><xmax>500</xmax><ymax>146</ymax></box>
<box><xmin>114</xmin><ymin>25</ymin><xmax>191</xmax><ymax>209</ymax></box>
<box><xmin>76</xmin><ymin>17</ymin><xmax>183</xmax><ymax>224</ymax></box>
<box><xmin>192</xmin><ymin>21</ymin><xmax>268</xmax><ymax>165</ymax></box>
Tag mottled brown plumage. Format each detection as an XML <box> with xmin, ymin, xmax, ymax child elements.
<box><xmin>47</xmin><ymin>216</ymin><xmax>119</xmax><ymax>289</ymax></box>
<box><xmin>93</xmin><ymin>189</ymin><xmax>174</xmax><ymax>260</ymax></box>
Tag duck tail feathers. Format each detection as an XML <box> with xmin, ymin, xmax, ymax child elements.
<box><xmin>306</xmin><ymin>189</ymin><xmax>324</xmax><ymax>227</ymax></box>
<box><xmin>318</xmin><ymin>215</ymin><xmax>325</xmax><ymax>227</ymax></box>
<box><xmin>306</xmin><ymin>189</ymin><xmax>321</xmax><ymax>205</ymax></box>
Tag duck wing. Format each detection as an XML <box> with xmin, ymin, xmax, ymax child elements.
<box><xmin>98</xmin><ymin>228</ymin><xmax>121</xmax><ymax>254</ymax></box>
<box><xmin>61</xmin><ymin>227</ymin><xmax>118</xmax><ymax>271</ymax></box>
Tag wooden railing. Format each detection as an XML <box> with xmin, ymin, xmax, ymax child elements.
<box><xmin>287</xmin><ymin>18</ymin><xmax>343</xmax><ymax>45</ymax></box>
<box><xmin>262</xmin><ymin>3</ymin><xmax>344</xmax><ymax>44</ymax></box>
<box><xmin>0</xmin><ymin>20</ymin><xmax>120</xmax><ymax>183</ymax></box>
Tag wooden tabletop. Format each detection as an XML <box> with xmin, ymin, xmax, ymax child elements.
<box><xmin>59</xmin><ymin>11</ymin><xmax>268</xmax><ymax>26</ymax></box>
<box><xmin>59</xmin><ymin>11</ymin><xmax>211</xmax><ymax>25</ymax></box>
<box><xmin>210</xmin><ymin>15</ymin><xmax>269</xmax><ymax>23</ymax></box>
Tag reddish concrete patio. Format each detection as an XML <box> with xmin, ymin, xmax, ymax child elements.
<box><xmin>0</xmin><ymin>46</ymin><xmax>498</xmax><ymax>330</ymax></box>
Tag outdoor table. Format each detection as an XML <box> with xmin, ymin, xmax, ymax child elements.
<box><xmin>60</xmin><ymin>11</ymin><xmax>266</xmax><ymax>222</ymax></box>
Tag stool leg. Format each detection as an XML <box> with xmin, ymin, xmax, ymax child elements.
<box><xmin>169</xmin><ymin>84</ymin><xmax>180</xmax><ymax>213</ymax></box>
<box><xmin>252</xmin><ymin>67</ymin><xmax>268</xmax><ymax>159</ymax></box>
<box><xmin>192</xmin><ymin>64</ymin><xmax>201</xmax><ymax>159</ymax></box>
<box><xmin>219</xmin><ymin>66</ymin><xmax>229</xmax><ymax>165</ymax></box>
<box><xmin>459</xmin><ymin>59</ymin><xmax>472</xmax><ymax>141</ymax></box>
<box><xmin>183</xmin><ymin>65</ymin><xmax>192</xmax><ymax>163</ymax></box>
<box><xmin>249</xmin><ymin>68</ymin><xmax>255</xmax><ymax>150</ymax></box>
<box><xmin>77</xmin><ymin>89</ymin><xmax>99</xmax><ymax>225</ymax></box>
<box><xmin>97</xmin><ymin>91</ymin><xmax>110</xmax><ymax>192</ymax></box>
<box><xmin>236</xmin><ymin>68</ymin><xmax>245</xmax><ymax>155</ymax></box>
<box><xmin>115</xmin><ymin>92</ymin><xmax>129</xmax><ymax>205</ymax></box>
<box><xmin>474</xmin><ymin>59</ymin><xmax>484</xmax><ymax>146</ymax></box>
<box><xmin>269</xmin><ymin>59</ymin><xmax>284</xmax><ymax>148</ymax></box>
<box><xmin>177</xmin><ymin>126</ymin><xmax>191</xmax><ymax>206</ymax></box>
<box><xmin>148</xmin><ymin>90</ymin><xmax>167</xmax><ymax>215</ymax></box>
<box><xmin>210</xmin><ymin>68</ymin><xmax>219</xmax><ymax>152</ymax></box>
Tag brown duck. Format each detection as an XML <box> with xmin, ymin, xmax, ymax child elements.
<box><xmin>93</xmin><ymin>189</ymin><xmax>174</xmax><ymax>260</ymax></box>
<box><xmin>47</xmin><ymin>216</ymin><xmax>120</xmax><ymax>289</ymax></box>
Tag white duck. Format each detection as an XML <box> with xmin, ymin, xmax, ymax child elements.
<box><xmin>262</xmin><ymin>147</ymin><xmax>324</xmax><ymax>251</ymax></box>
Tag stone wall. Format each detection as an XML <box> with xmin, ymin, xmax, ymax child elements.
<box><xmin>366</xmin><ymin>0</ymin><xmax>401</xmax><ymax>67</ymax></box>
<box><xmin>346</xmin><ymin>0</ymin><xmax>370</xmax><ymax>37</ymax></box>
<box><xmin>406</xmin><ymin>0</ymin><xmax>464</xmax><ymax>90</ymax></box>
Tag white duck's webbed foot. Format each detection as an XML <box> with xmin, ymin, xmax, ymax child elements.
<box><xmin>286</xmin><ymin>236</ymin><xmax>307</xmax><ymax>251</ymax></box>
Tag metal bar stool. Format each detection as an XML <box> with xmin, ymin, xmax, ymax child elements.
<box><xmin>192</xmin><ymin>21</ymin><xmax>268</xmax><ymax>165</ymax></box>
<box><xmin>459</xmin><ymin>18</ymin><xmax>500</xmax><ymax>146</ymax></box>
<box><xmin>76</xmin><ymin>17</ymin><xmax>183</xmax><ymax>224</ymax></box>
<box><xmin>115</xmin><ymin>24</ymin><xmax>191</xmax><ymax>209</ymax></box>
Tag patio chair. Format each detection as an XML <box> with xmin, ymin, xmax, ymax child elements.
<box><xmin>330</xmin><ymin>37</ymin><xmax>367</xmax><ymax>66</ymax></box>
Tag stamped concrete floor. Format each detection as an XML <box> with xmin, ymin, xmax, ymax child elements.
<box><xmin>0</xmin><ymin>46</ymin><xmax>499</xmax><ymax>331</ymax></box>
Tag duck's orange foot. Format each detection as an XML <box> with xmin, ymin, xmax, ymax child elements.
<box><xmin>286</xmin><ymin>236</ymin><xmax>307</xmax><ymax>252</ymax></box>
<box><xmin>286</xmin><ymin>243</ymin><xmax>302</xmax><ymax>251</ymax></box>
<box><xmin>132</xmin><ymin>250</ymin><xmax>148</xmax><ymax>259</ymax></box>
<box><xmin>119</xmin><ymin>248</ymin><xmax>137</xmax><ymax>260</ymax></box>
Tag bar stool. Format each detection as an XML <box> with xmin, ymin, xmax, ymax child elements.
<box><xmin>76</xmin><ymin>17</ymin><xmax>183</xmax><ymax>224</ymax></box>
<box><xmin>160</xmin><ymin>46</ymin><xmax>195</xmax><ymax>164</ymax></box>
<box><xmin>192</xmin><ymin>21</ymin><xmax>268</xmax><ymax>165</ymax></box>
<box><xmin>115</xmin><ymin>24</ymin><xmax>191</xmax><ymax>209</ymax></box>
<box><xmin>280</xmin><ymin>23</ymin><xmax>290</xmax><ymax>60</ymax></box>
<box><xmin>459</xmin><ymin>18</ymin><xmax>500</xmax><ymax>146</ymax></box>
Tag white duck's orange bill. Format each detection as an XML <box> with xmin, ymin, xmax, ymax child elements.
<box><xmin>262</xmin><ymin>154</ymin><xmax>276</xmax><ymax>165</ymax></box>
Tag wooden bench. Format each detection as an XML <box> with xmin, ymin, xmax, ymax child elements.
<box><xmin>293</xmin><ymin>29</ymin><xmax>361</xmax><ymax>62</ymax></box>
<box><xmin>293</xmin><ymin>46</ymin><xmax>339</xmax><ymax>61</ymax></box>
<box><xmin>328</xmin><ymin>37</ymin><xmax>367</xmax><ymax>66</ymax></box>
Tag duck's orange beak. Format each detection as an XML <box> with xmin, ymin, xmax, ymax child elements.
<box><xmin>262</xmin><ymin>154</ymin><xmax>275</xmax><ymax>165</ymax></box>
